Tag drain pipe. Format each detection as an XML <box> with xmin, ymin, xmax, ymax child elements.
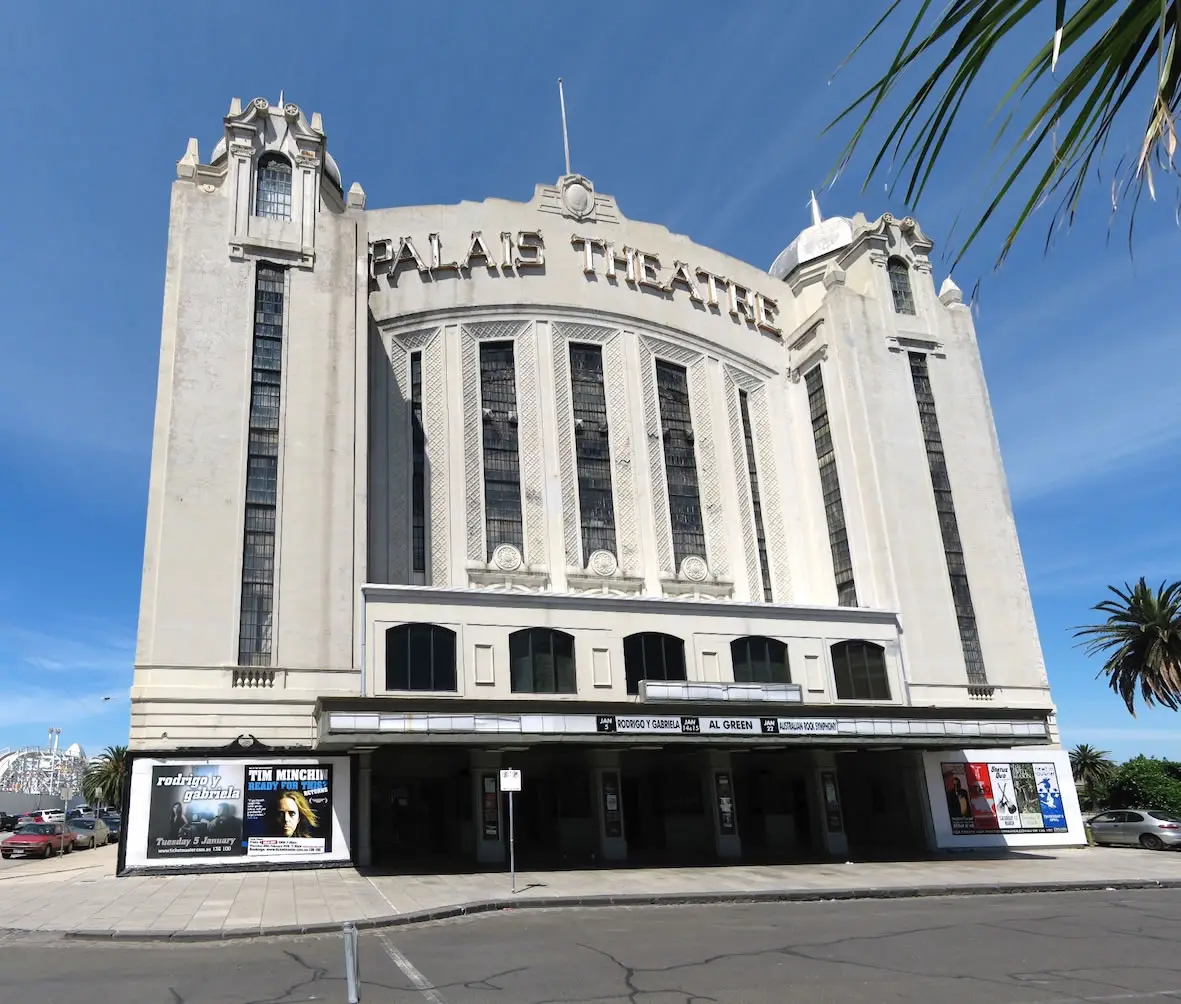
<box><xmin>359</xmin><ymin>585</ymin><xmax>368</xmax><ymax>698</ymax></box>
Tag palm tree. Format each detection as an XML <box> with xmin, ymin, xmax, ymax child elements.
<box><xmin>82</xmin><ymin>745</ymin><xmax>128</xmax><ymax>811</ymax></box>
<box><xmin>1069</xmin><ymin>743</ymin><xmax>1115</xmax><ymax>809</ymax></box>
<box><xmin>1074</xmin><ymin>579</ymin><xmax>1181</xmax><ymax>715</ymax></box>
<box><xmin>830</xmin><ymin>2</ymin><xmax>1181</xmax><ymax>267</ymax></box>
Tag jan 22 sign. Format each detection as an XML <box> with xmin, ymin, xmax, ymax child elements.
<box><xmin>941</xmin><ymin>761</ymin><xmax>1068</xmax><ymax>835</ymax></box>
<box><xmin>146</xmin><ymin>763</ymin><xmax>334</xmax><ymax>859</ymax></box>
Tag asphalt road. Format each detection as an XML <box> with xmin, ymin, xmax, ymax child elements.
<box><xmin>3</xmin><ymin>888</ymin><xmax>1181</xmax><ymax>1003</ymax></box>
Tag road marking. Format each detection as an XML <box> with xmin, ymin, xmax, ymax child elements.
<box><xmin>378</xmin><ymin>933</ymin><xmax>450</xmax><ymax>1003</ymax></box>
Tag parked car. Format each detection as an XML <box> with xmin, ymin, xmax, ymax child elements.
<box><xmin>1</xmin><ymin>822</ymin><xmax>72</xmax><ymax>859</ymax></box>
<box><xmin>67</xmin><ymin>817</ymin><xmax>110</xmax><ymax>850</ymax></box>
<box><xmin>0</xmin><ymin>812</ymin><xmax>20</xmax><ymax>831</ymax></box>
<box><xmin>99</xmin><ymin>814</ymin><xmax>121</xmax><ymax>843</ymax></box>
<box><xmin>1088</xmin><ymin>809</ymin><xmax>1181</xmax><ymax>850</ymax></box>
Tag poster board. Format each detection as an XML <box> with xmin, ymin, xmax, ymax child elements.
<box><xmin>923</xmin><ymin>748</ymin><xmax>1084</xmax><ymax>848</ymax></box>
<box><xmin>123</xmin><ymin>756</ymin><xmax>351</xmax><ymax>870</ymax></box>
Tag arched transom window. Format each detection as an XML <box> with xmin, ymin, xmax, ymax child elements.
<box><xmin>731</xmin><ymin>636</ymin><xmax>790</xmax><ymax>684</ymax></box>
<box><xmin>831</xmin><ymin>640</ymin><xmax>891</xmax><ymax>701</ymax></box>
<box><xmin>623</xmin><ymin>632</ymin><xmax>687</xmax><ymax>695</ymax></box>
<box><xmin>386</xmin><ymin>623</ymin><xmax>457</xmax><ymax>691</ymax></box>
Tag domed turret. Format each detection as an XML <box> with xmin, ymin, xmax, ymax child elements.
<box><xmin>769</xmin><ymin>193</ymin><xmax>854</xmax><ymax>279</ymax></box>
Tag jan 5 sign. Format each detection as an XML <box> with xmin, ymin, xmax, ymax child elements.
<box><xmin>499</xmin><ymin>768</ymin><xmax>522</xmax><ymax>792</ymax></box>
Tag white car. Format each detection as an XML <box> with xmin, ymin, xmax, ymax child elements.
<box><xmin>38</xmin><ymin>810</ymin><xmax>65</xmax><ymax>823</ymax></box>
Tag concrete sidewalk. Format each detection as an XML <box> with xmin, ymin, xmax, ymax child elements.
<box><xmin>1</xmin><ymin>845</ymin><xmax>1179</xmax><ymax>940</ymax></box>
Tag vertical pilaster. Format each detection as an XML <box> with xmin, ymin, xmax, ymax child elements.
<box><xmin>356</xmin><ymin>751</ymin><xmax>373</xmax><ymax>867</ymax></box>
<box><xmin>809</xmin><ymin>750</ymin><xmax>849</xmax><ymax>858</ymax></box>
<box><xmin>470</xmin><ymin>750</ymin><xmax>504</xmax><ymax>864</ymax></box>
<box><xmin>706</xmin><ymin>750</ymin><xmax>741</xmax><ymax>859</ymax></box>
<box><xmin>591</xmin><ymin>750</ymin><xmax>627</xmax><ymax>861</ymax></box>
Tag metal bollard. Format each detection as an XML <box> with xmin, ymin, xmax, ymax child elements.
<box><xmin>342</xmin><ymin>921</ymin><xmax>361</xmax><ymax>1003</ymax></box>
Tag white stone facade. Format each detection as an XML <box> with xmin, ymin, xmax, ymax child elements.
<box><xmin>130</xmin><ymin>98</ymin><xmax>1054</xmax><ymax>755</ymax></box>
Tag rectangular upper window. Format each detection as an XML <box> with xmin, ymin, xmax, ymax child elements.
<box><xmin>655</xmin><ymin>360</ymin><xmax>705</xmax><ymax>572</ymax></box>
<box><xmin>909</xmin><ymin>352</ymin><xmax>987</xmax><ymax>685</ymax></box>
<box><xmin>238</xmin><ymin>264</ymin><xmax>285</xmax><ymax>667</ymax></box>
<box><xmin>569</xmin><ymin>343</ymin><xmax>617</xmax><ymax>564</ymax></box>
<box><xmin>805</xmin><ymin>366</ymin><xmax>857</xmax><ymax>607</ymax></box>
<box><xmin>479</xmin><ymin>341</ymin><xmax>523</xmax><ymax>558</ymax></box>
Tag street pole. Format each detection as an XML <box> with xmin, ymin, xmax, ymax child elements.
<box><xmin>509</xmin><ymin>789</ymin><xmax>516</xmax><ymax>895</ymax></box>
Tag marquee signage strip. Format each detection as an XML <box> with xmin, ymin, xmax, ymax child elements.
<box><xmin>326</xmin><ymin>711</ymin><xmax>1050</xmax><ymax>742</ymax></box>
<box><xmin>596</xmin><ymin>715</ymin><xmax>837</xmax><ymax>736</ymax></box>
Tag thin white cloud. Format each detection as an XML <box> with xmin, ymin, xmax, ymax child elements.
<box><xmin>0</xmin><ymin>621</ymin><xmax>135</xmax><ymax>674</ymax></box>
<box><xmin>991</xmin><ymin>319</ymin><xmax>1181</xmax><ymax>503</ymax></box>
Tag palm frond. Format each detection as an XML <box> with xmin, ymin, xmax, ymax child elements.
<box><xmin>1073</xmin><ymin>578</ymin><xmax>1181</xmax><ymax>715</ymax></box>
<box><xmin>829</xmin><ymin>0</ymin><xmax>1181</xmax><ymax>267</ymax></box>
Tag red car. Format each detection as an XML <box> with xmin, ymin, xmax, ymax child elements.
<box><xmin>1</xmin><ymin>821</ymin><xmax>72</xmax><ymax>859</ymax></box>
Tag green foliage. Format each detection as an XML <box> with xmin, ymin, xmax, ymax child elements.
<box><xmin>830</xmin><ymin>1</ymin><xmax>1181</xmax><ymax>267</ymax></box>
<box><xmin>1074</xmin><ymin>578</ymin><xmax>1181</xmax><ymax>715</ymax></box>
<box><xmin>1107</xmin><ymin>755</ymin><xmax>1181</xmax><ymax>814</ymax></box>
<box><xmin>1070</xmin><ymin>742</ymin><xmax>1115</xmax><ymax>809</ymax></box>
<box><xmin>82</xmin><ymin>745</ymin><xmax>128</xmax><ymax>810</ymax></box>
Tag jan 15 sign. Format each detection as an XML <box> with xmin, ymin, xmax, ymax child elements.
<box><xmin>368</xmin><ymin>231</ymin><xmax>782</xmax><ymax>336</ymax></box>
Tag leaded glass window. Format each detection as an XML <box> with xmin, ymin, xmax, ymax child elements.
<box><xmin>888</xmin><ymin>258</ymin><xmax>916</xmax><ymax>315</ymax></box>
<box><xmin>805</xmin><ymin>366</ymin><xmax>857</xmax><ymax>606</ymax></box>
<box><xmin>739</xmin><ymin>390</ymin><xmax>773</xmax><ymax>601</ymax></box>
<box><xmin>570</xmin><ymin>343</ymin><xmax>616</xmax><ymax>563</ymax></box>
<box><xmin>831</xmin><ymin>640</ymin><xmax>891</xmax><ymax>700</ymax></box>
<box><xmin>623</xmin><ymin>632</ymin><xmax>687</xmax><ymax>695</ymax></box>
<box><xmin>656</xmin><ymin>361</ymin><xmax>705</xmax><ymax>570</ymax></box>
<box><xmin>909</xmin><ymin>352</ymin><xmax>987</xmax><ymax>685</ymax></box>
<box><xmin>410</xmin><ymin>351</ymin><xmax>426</xmax><ymax>574</ymax></box>
<box><xmin>480</xmin><ymin>341</ymin><xmax>523</xmax><ymax>557</ymax></box>
<box><xmin>509</xmin><ymin>628</ymin><xmax>576</xmax><ymax>694</ymax></box>
<box><xmin>255</xmin><ymin>153</ymin><xmax>292</xmax><ymax>221</ymax></box>
<box><xmin>386</xmin><ymin>623</ymin><xmax>457</xmax><ymax>691</ymax></box>
<box><xmin>731</xmin><ymin>636</ymin><xmax>790</xmax><ymax>684</ymax></box>
<box><xmin>239</xmin><ymin>264</ymin><xmax>284</xmax><ymax>666</ymax></box>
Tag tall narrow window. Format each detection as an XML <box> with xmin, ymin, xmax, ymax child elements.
<box><xmin>570</xmin><ymin>343</ymin><xmax>617</xmax><ymax>563</ymax></box>
<box><xmin>888</xmin><ymin>258</ymin><xmax>916</xmax><ymax>315</ymax></box>
<box><xmin>909</xmin><ymin>353</ymin><xmax>987</xmax><ymax>685</ymax></box>
<box><xmin>739</xmin><ymin>390</ymin><xmax>773</xmax><ymax>601</ymax></box>
<box><xmin>255</xmin><ymin>153</ymin><xmax>292</xmax><ymax>221</ymax></box>
<box><xmin>480</xmin><ymin>341</ymin><xmax>523</xmax><ymax>557</ymax></box>
<box><xmin>238</xmin><ymin>264</ymin><xmax>284</xmax><ymax>666</ymax></box>
<box><xmin>656</xmin><ymin>361</ymin><xmax>705</xmax><ymax>570</ymax></box>
<box><xmin>805</xmin><ymin>367</ymin><xmax>857</xmax><ymax>606</ymax></box>
<box><xmin>410</xmin><ymin>351</ymin><xmax>426</xmax><ymax>574</ymax></box>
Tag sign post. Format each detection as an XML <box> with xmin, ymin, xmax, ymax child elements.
<box><xmin>499</xmin><ymin>768</ymin><xmax>521</xmax><ymax>893</ymax></box>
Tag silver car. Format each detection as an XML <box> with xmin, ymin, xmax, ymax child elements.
<box><xmin>1088</xmin><ymin>809</ymin><xmax>1181</xmax><ymax>850</ymax></box>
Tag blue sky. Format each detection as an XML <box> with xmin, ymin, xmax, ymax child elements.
<box><xmin>0</xmin><ymin>3</ymin><xmax>1177</xmax><ymax>762</ymax></box>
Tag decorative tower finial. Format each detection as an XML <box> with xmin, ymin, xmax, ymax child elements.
<box><xmin>558</xmin><ymin>77</ymin><xmax>572</xmax><ymax>177</ymax></box>
<box><xmin>809</xmin><ymin>190</ymin><xmax>823</xmax><ymax>227</ymax></box>
<box><xmin>278</xmin><ymin>89</ymin><xmax>284</xmax><ymax>109</ymax></box>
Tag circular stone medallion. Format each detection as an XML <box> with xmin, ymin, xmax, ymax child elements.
<box><xmin>560</xmin><ymin>175</ymin><xmax>596</xmax><ymax>220</ymax></box>
<box><xmin>680</xmin><ymin>555</ymin><xmax>709</xmax><ymax>582</ymax></box>
<box><xmin>588</xmin><ymin>550</ymin><xmax>618</xmax><ymax>577</ymax></box>
<box><xmin>492</xmin><ymin>544</ymin><xmax>523</xmax><ymax>572</ymax></box>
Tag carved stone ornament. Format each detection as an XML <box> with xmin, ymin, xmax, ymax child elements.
<box><xmin>252</xmin><ymin>97</ymin><xmax>270</xmax><ymax>112</ymax></box>
<box><xmin>491</xmin><ymin>543</ymin><xmax>523</xmax><ymax>572</ymax></box>
<box><xmin>680</xmin><ymin>555</ymin><xmax>709</xmax><ymax>582</ymax></box>
<box><xmin>588</xmin><ymin>549</ymin><xmax>618</xmax><ymax>577</ymax></box>
<box><xmin>560</xmin><ymin>175</ymin><xmax>596</xmax><ymax>220</ymax></box>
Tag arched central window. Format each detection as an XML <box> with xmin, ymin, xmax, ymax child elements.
<box><xmin>887</xmin><ymin>258</ymin><xmax>915</xmax><ymax>315</ymax></box>
<box><xmin>509</xmin><ymin>628</ymin><xmax>576</xmax><ymax>694</ymax></box>
<box><xmin>831</xmin><ymin>640</ymin><xmax>891</xmax><ymax>701</ymax></box>
<box><xmin>623</xmin><ymin>632</ymin><xmax>687</xmax><ymax>695</ymax></box>
<box><xmin>386</xmin><ymin>624</ymin><xmax>456</xmax><ymax>691</ymax></box>
<box><xmin>255</xmin><ymin>153</ymin><xmax>292</xmax><ymax>221</ymax></box>
<box><xmin>731</xmin><ymin>636</ymin><xmax>790</xmax><ymax>684</ymax></box>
